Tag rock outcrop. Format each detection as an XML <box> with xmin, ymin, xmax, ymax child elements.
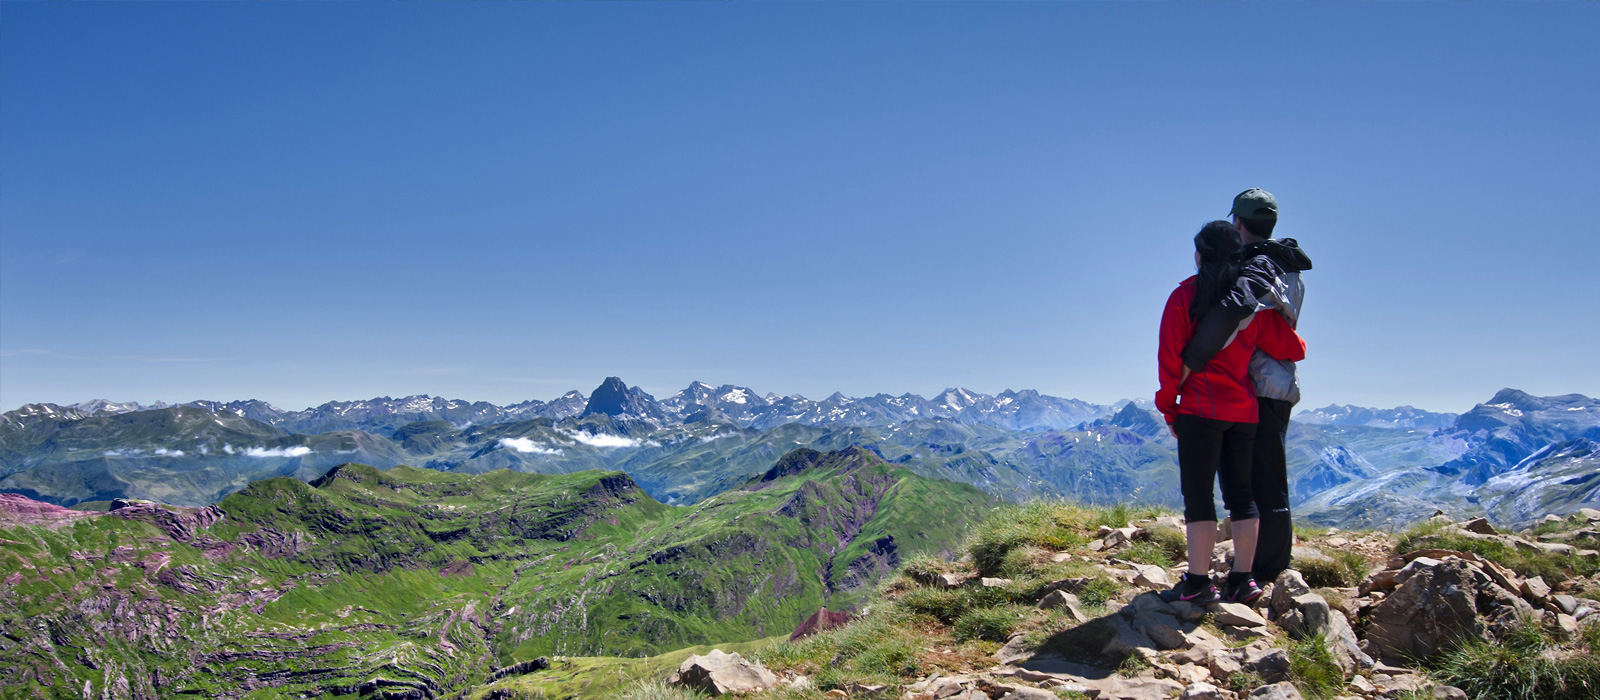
<box><xmin>110</xmin><ymin>499</ymin><xmax>225</xmax><ymax>541</ymax></box>
<box><xmin>1362</xmin><ymin>556</ymin><xmax>1534</xmax><ymax>659</ymax></box>
<box><xmin>791</xmin><ymin>607</ymin><xmax>855</xmax><ymax>641</ymax></box>
<box><xmin>0</xmin><ymin>493</ymin><xmax>98</xmax><ymax>528</ymax></box>
<box><xmin>669</xmin><ymin>649</ymin><xmax>779</xmax><ymax>696</ymax></box>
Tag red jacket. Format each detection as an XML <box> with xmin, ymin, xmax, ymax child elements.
<box><xmin>1157</xmin><ymin>276</ymin><xmax>1305</xmax><ymax>426</ymax></box>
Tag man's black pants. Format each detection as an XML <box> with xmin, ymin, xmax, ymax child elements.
<box><xmin>1251</xmin><ymin>397</ymin><xmax>1295</xmax><ymax>584</ymax></box>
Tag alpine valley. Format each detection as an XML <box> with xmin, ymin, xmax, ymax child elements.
<box><xmin>3</xmin><ymin>379</ymin><xmax>1599</xmax><ymax>698</ymax></box>
<box><xmin>0</xmin><ymin>447</ymin><xmax>992</xmax><ymax>697</ymax></box>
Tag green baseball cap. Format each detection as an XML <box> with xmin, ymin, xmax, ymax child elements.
<box><xmin>1231</xmin><ymin>188</ymin><xmax>1278</xmax><ymax>221</ymax></box>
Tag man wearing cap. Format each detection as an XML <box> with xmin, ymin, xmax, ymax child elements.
<box><xmin>1181</xmin><ymin>188</ymin><xmax>1313</xmax><ymax>586</ymax></box>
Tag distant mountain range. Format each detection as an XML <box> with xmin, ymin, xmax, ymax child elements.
<box><xmin>15</xmin><ymin>379</ymin><xmax>1107</xmax><ymax>435</ymax></box>
<box><xmin>4</xmin><ymin>380</ymin><xmax>1596</xmax><ymax>529</ymax></box>
<box><xmin>1294</xmin><ymin>404</ymin><xmax>1458</xmax><ymax>429</ymax></box>
<box><xmin>1296</xmin><ymin>389</ymin><xmax>1600</xmax><ymax>529</ymax></box>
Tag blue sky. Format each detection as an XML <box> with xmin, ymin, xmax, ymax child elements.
<box><xmin>3</xmin><ymin>3</ymin><xmax>1596</xmax><ymax>413</ymax></box>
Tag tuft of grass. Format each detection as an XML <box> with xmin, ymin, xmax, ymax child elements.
<box><xmin>1116</xmin><ymin>652</ymin><xmax>1152</xmax><ymax>677</ymax></box>
<box><xmin>998</xmin><ymin>545</ymin><xmax>1051</xmax><ymax>579</ymax></box>
<box><xmin>1089</xmin><ymin>503</ymin><xmax>1134</xmax><ymax>532</ymax></box>
<box><xmin>969</xmin><ymin>503</ymin><xmax>1089</xmax><ymax>576</ymax></box>
<box><xmin>848</xmin><ymin>635</ymin><xmax>921</xmax><ymax>680</ymax></box>
<box><xmin>1431</xmin><ymin>621</ymin><xmax>1600</xmax><ymax>700</ymax></box>
<box><xmin>616</xmin><ymin>681</ymin><xmax>707</xmax><ymax>700</ymax></box>
<box><xmin>762</xmin><ymin>608</ymin><xmax>923</xmax><ymax>690</ymax></box>
<box><xmin>1136</xmin><ymin>525</ymin><xmax>1188</xmax><ymax>564</ymax></box>
<box><xmin>953</xmin><ymin>604</ymin><xmax>1031</xmax><ymax>643</ymax></box>
<box><xmin>1121</xmin><ymin>540</ymin><xmax>1175</xmax><ymax>568</ymax></box>
<box><xmin>1073</xmin><ymin>576</ymin><xmax>1122</xmax><ymax>609</ymax></box>
<box><xmin>896</xmin><ymin>584</ymin><xmax>1017</xmax><ymax>625</ymax></box>
<box><xmin>1293</xmin><ymin>523</ymin><xmax>1327</xmax><ymax>541</ymax></box>
<box><xmin>1288</xmin><ymin>634</ymin><xmax>1345</xmax><ymax>700</ymax></box>
<box><xmin>897</xmin><ymin>587</ymin><xmax>968</xmax><ymax>624</ymax></box>
<box><xmin>1223</xmin><ymin>670</ymin><xmax>1266</xmax><ymax>695</ymax></box>
<box><xmin>1296</xmin><ymin>549</ymin><xmax>1369</xmax><ymax>588</ymax></box>
<box><xmin>900</xmin><ymin>553</ymin><xmax>953</xmax><ymax>586</ymax></box>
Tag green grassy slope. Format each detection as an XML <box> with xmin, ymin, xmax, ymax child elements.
<box><xmin>0</xmin><ymin>448</ymin><xmax>991</xmax><ymax>698</ymax></box>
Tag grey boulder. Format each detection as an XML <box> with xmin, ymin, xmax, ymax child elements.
<box><xmin>668</xmin><ymin>649</ymin><xmax>778</xmax><ymax>696</ymax></box>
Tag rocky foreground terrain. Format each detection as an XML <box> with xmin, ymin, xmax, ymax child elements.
<box><xmin>472</xmin><ymin>506</ymin><xmax>1600</xmax><ymax>700</ymax></box>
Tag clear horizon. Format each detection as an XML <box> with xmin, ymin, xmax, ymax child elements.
<box><xmin>4</xmin><ymin>4</ymin><xmax>1597</xmax><ymax>414</ymax></box>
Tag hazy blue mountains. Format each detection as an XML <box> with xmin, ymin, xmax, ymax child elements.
<box><xmin>1295</xmin><ymin>403</ymin><xmax>1458</xmax><ymax>429</ymax></box>
<box><xmin>5</xmin><ymin>380</ymin><xmax>1597</xmax><ymax>531</ymax></box>
<box><xmin>1294</xmin><ymin>389</ymin><xmax>1600</xmax><ymax>529</ymax></box>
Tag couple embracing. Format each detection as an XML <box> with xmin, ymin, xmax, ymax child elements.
<box><xmin>1155</xmin><ymin>188</ymin><xmax>1313</xmax><ymax>606</ymax></box>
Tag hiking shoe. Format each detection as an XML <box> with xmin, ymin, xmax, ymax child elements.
<box><xmin>1159</xmin><ymin>573</ymin><xmax>1221</xmax><ymax>605</ymax></box>
<box><xmin>1222</xmin><ymin>575</ymin><xmax>1264</xmax><ymax>605</ymax></box>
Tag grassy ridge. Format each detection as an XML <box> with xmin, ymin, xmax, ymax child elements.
<box><xmin>0</xmin><ymin>448</ymin><xmax>991</xmax><ymax>698</ymax></box>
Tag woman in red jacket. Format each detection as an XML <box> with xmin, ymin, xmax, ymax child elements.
<box><xmin>1156</xmin><ymin>220</ymin><xmax>1306</xmax><ymax>605</ymax></box>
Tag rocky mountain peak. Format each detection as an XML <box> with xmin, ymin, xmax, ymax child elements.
<box><xmin>1106</xmin><ymin>402</ymin><xmax>1166</xmax><ymax>437</ymax></box>
<box><xmin>72</xmin><ymin>399</ymin><xmax>167</xmax><ymax>415</ymax></box>
<box><xmin>1484</xmin><ymin>388</ymin><xmax>1597</xmax><ymax>414</ymax></box>
<box><xmin>750</xmin><ymin>446</ymin><xmax>879</xmax><ymax>486</ymax></box>
<box><xmin>582</xmin><ymin>377</ymin><xmax>635</xmax><ymax>417</ymax></box>
<box><xmin>934</xmin><ymin>388</ymin><xmax>983</xmax><ymax>410</ymax></box>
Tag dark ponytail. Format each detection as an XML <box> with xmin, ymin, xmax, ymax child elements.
<box><xmin>1190</xmin><ymin>220</ymin><xmax>1242</xmax><ymax>323</ymax></box>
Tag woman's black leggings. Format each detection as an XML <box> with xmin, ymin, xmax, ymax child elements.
<box><xmin>1176</xmin><ymin>414</ymin><xmax>1260</xmax><ymax>523</ymax></box>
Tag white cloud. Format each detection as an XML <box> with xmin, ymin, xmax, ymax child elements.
<box><xmin>242</xmin><ymin>445</ymin><xmax>313</xmax><ymax>458</ymax></box>
<box><xmin>562</xmin><ymin>431</ymin><xmax>641</xmax><ymax>449</ymax></box>
<box><xmin>103</xmin><ymin>449</ymin><xmax>141</xmax><ymax>457</ymax></box>
<box><xmin>153</xmin><ymin>448</ymin><xmax>185</xmax><ymax>457</ymax></box>
<box><xmin>498</xmin><ymin>437</ymin><xmax>561</xmax><ymax>455</ymax></box>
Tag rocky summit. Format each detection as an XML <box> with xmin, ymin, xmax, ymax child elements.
<box><xmin>470</xmin><ymin>504</ymin><xmax>1600</xmax><ymax>700</ymax></box>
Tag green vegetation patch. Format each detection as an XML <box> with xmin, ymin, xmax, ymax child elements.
<box><xmin>1288</xmin><ymin>633</ymin><xmax>1345</xmax><ymax>700</ymax></box>
<box><xmin>1295</xmin><ymin>549</ymin><xmax>1370</xmax><ymax>588</ymax></box>
<box><xmin>953</xmin><ymin>604</ymin><xmax>1031</xmax><ymax>643</ymax></box>
<box><xmin>970</xmin><ymin>503</ymin><xmax>1091</xmax><ymax>576</ymax></box>
<box><xmin>471</xmin><ymin>637</ymin><xmax>779</xmax><ymax>700</ymax></box>
<box><xmin>762</xmin><ymin>609</ymin><xmax>924</xmax><ymax>691</ymax></box>
<box><xmin>1133</xmin><ymin>525</ymin><xmax>1186</xmax><ymax>564</ymax></box>
<box><xmin>1430</xmin><ymin>621</ymin><xmax>1600</xmax><ymax>700</ymax></box>
<box><xmin>1</xmin><ymin>450</ymin><xmax>994</xmax><ymax>698</ymax></box>
<box><xmin>1120</xmin><ymin>540</ymin><xmax>1174</xmax><ymax>568</ymax></box>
